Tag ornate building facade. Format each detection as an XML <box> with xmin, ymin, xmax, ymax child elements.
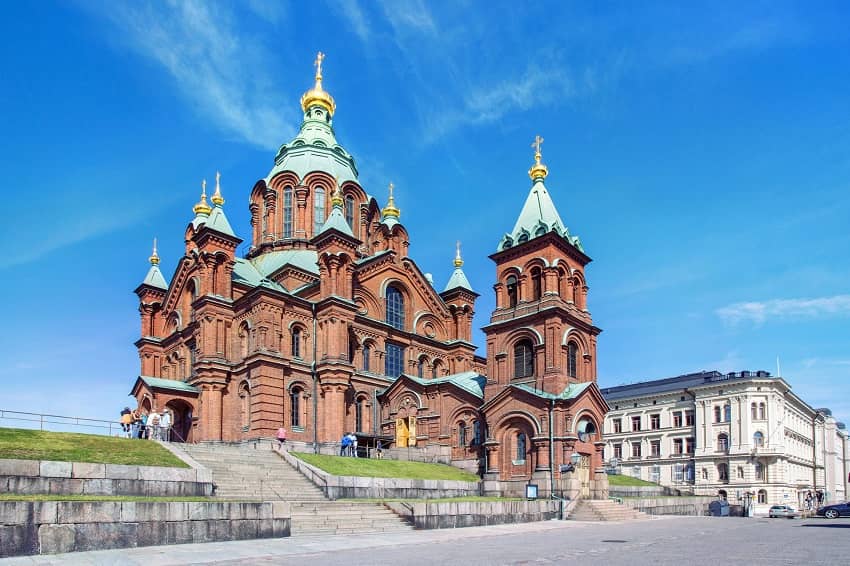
<box><xmin>130</xmin><ymin>54</ymin><xmax>608</xmax><ymax>496</ymax></box>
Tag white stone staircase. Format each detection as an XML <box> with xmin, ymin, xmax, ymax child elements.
<box><xmin>569</xmin><ymin>499</ymin><xmax>651</xmax><ymax>521</ymax></box>
<box><xmin>176</xmin><ymin>443</ymin><xmax>413</xmax><ymax>535</ymax></box>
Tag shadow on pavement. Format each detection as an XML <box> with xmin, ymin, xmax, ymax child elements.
<box><xmin>799</xmin><ymin>522</ymin><xmax>850</xmax><ymax>528</ymax></box>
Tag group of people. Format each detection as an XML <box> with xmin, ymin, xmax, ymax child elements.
<box><xmin>804</xmin><ymin>490</ymin><xmax>825</xmax><ymax>510</ymax></box>
<box><xmin>340</xmin><ymin>432</ymin><xmax>359</xmax><ymax>457</ymax></box>
<box><xmin>119</xmin><ymin>407</ymin><xmax>171</xmax><ymax>441</ymax></box>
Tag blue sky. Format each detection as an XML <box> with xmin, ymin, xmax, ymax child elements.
<box><xmin>2</xmin><ymin>1</ymin><xmax>849</xmax><ymax>426</ymax></box>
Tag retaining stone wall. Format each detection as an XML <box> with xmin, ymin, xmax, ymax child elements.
<box><xmin>0</xmin><ymin>501</ymin><xmax>290</xmax><ymax>557</ymax></box>
<box><xmin>0</xmin><ymin>459</ymin><xmax>213</xmax><ymax>497</ymax></box>
<box><xmin>279</xmin><ymin>449</ymin><xmax>481</xmax><ymax>499</ymax></box>
<box><xmin>385</xmin><ymin>500</ymin><xmax>561</xmax><ymax>529</ymax></box>
<box><xmin>622</xmin><ymin>496</ymin><xmax>715</xmax><ymax>516</ymax></box>
<box><xmin>609</xmin><ymin>485</ymin><xmax>690</xmax><ymax>498</ymax></box>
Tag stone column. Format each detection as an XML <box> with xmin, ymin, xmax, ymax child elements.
<box><xmin>201</xmin><ymin>384</ymin><xmax>223</xmax><ymax>441</ymax></box>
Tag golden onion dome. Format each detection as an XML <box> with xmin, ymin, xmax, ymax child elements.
<box><xmin>193</xmin><ymin>179</ymin><xmax>212</xmax><ymax>216</ymax></box>
<box><xmin>331</xmin><ymin>182</ymin><xmax>344</xmax><ymax>208</ymax></box>
<box><xmin>382</xmin><ymin>182</ymin><xmax>400</xmax><ymax>219</ymax></box>
<box><xmin>528</xmin><ymin>134</ymin><xmax>549</xmax><ymax>180</ymax></box>
<box><xmin>300</xmin><ymin>51</ymin><xmax>336</xmax><ymax>116</ymax></box>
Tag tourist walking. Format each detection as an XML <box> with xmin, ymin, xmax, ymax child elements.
<box><xmin>277</xmin><ymin>427</ymin><xmax>287</xmax><ymax>450</ymax></box>
<box><xmin>148</xmin><ymin>409</ymin><xmax>161</xmax><ymax>441</ymax></box>
<box><xmin>350</xmin><ymin>433</ymin><xmax>358</xmax><ymax>457</ymax></box>
<box><xmin>340</xmin><ymin>433</ymin><xmax>350</xmax><ymax>456</ymax></box>
<box><xmin>375</xmin><ymin>440</ymin><xmax>383</xmax><ymax>459</ymax></box>
<box><xmin>138</xmin><ymin>412</ymin><xmax>148</xmax><ymax>439</ymax></box>
<box><xmin>120</xmin><ymin>407</ymin><xmax>132</xmax><ymax>438</ymax></box>
<box><xmin>159</xmin><ymin>410</ymin><xmax>171</xmax><ymax>442</ymax></box>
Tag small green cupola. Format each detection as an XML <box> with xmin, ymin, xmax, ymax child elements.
<box><xmin>497</xmin><ymin>135</ymin><xmax>584</xmax><ymax>252</ymax></box>
<box><xmin>202</xmin><ymin>172</ymin><xmax>236</xmax><ymax>237</ymax></box>
<box><xmin>141</xmin><ymin>238</ymin><xmax>168</xmax><ymax>290</ymax></box>
<box><xmin>443</xmin><ymin>241</ymin><xmax>474</xmax><ymax>293</ymax></box>
<box><xmin>381</xmin><ymin>182</ymin><xmax>401</xmax><ymax>228</ymax></box>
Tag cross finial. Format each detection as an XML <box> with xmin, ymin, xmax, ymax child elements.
<box><xmin>149</xmin><ymin>237</ymin><xmax>160</xmax><ymax>265</ymax></box>
<box><xmin>454</xmin><ymin>240</ymin><xmax>463</xmax><ymax>268</ymax></box>
<box><xmin>531</xmin><ymin>135</ymin><xmax>544</xmax><ymax>162</ymax></box>
<box><xmin>216</xmin><ymin>171</ymin><xmax>221</xmax><ymax>188</ymax></box>
<box><xmin>314</xmin><ymin>51</ymin><xmax>325</xmax><ymax>81</ymax></box>
<box><xmin>212</xmin><ymin>171</ymin><xmax>224</xmax><ymax>206</ymax></box>
<box><xmin>201</xmin><ymin>178</ymin><xmax>207</xmax><ymax>197</ymax></box>
<box><xmin>388</xmin><ymin>181</ymin><xmax>394</xmax><ymax>197</ymax></box>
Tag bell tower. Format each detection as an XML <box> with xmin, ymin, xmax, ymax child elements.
<box><xmin>482</xmin><ymin>136</ymin><xmax>601</xmax><ymax>399</ymax></box>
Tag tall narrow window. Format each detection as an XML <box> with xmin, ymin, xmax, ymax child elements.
<box><xmin>724</xmin><ymin>403</ymin><xmax>731</xmax><ymax>422</ymax></box>
<box><xmin>531</xmin><ymin>268</ymin><xmax>542</xmax><ymax>300</ymax></box>
<box><xmin>758</xmin><ymin>402</ymin><xmax>766</xmax><ymax>420</ymax></box>
<box><xmin>567</xmin><ymin>341</ymin><xmax>578</xmax><ymax>378</ymax></box>
<box><xmin>290</xmin><ymin>388</ymin><xmax>301</xmax><ymax>427</ymax></box>
<box><xmin>386</xmin><ymin>286</ymin><xmax>405</xmax><ymax>330</ymax></box>
<box><xmin>506</xmin><ymin>275</ymin><xmax>518</xmax><ymax>307</ymax></box>
<box><xmin>417</xmin><ymin>357</ymin><xmax>427</xmax><ymax>378</ymax></box>
<box><xmin>714</xmin><ymin>406</ymin><xmax>722</xmax><ymax>423</ymax></box>
<box><xmin>355</xmin><ymin>398</ymin><xmax>364</xmax><ymax>432</ymax></box>
<box><xmin>432</xmin><ymin>360</ymin><xmax>441</xmax><ymax>378</ymax></box>
<box><xmin>753</xmin><ymin>431</ymin><xmax>764</xmax><ymax>447</ymax></box>
<box><xmin>385</xmin><ymin>343</ymin><xmax>405</xmax><ymax>378</ymax></box>
<box><xmin>513</xmin><ymin>340</ymin><xmax>534</xmax><ymax>378</ymax></box>
<box><xmin>757</xmin><ymin>489</ymin><xmax>767</xmax><ymax>503</ymax></box>
<box><xmin>751</xmin><ymin>402</ymin><xmax>758</xmax><ymax>420</ymax></box>
<box><xmin>282</xmin><ymin>187</ymin><xmax>293</xmax><ymax>238</ymax></box>
<box><xmin>718</xmin><ymin>463</ymin><xmax>729</xmax><ymax>482</ymax></box>
<box><xmin>473</xmin><ymin>421</ymin><xmax>482</xmax><ymax>445</ymax></box>
<box><xmin>362</xmin><ymin>344</ymin><xmax>371</xmax><ymax>372</ymax></box>
<box><xmin>516</xmin><ymin>432</ymin><xmax>527</xmax><ymax>461</ymax></box>
<box><xmin>345</xmin><ymin>194</ymin><xmax>355</xmax><ymax>229</ymax></box>
<box><xmin>313</xmin><ymin>186</ymin><xmax>325</xmax><ymax>235</ymax></box>
<box><xmin>717</xmin><ymin>433</ymin><xmax>729</xmax><ymax>452</ymax></box>
<box><xmin>291</xmin><ymin>328</ymin><xmax>301</xmax><ymax>358</ymax></box>
<box><xmin>458</xmin><ymin>421</ymin><xmax>467</xmax><ymax>447</ymax></box>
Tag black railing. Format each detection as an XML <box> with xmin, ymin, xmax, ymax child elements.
<box><xmin>0</xmin><ymin>409</ymin><xmax>121</xmax><ymax>436</ymax></box>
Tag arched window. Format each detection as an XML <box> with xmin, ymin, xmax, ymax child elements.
<box><xmin>239</xmin><ymin>322</ymin><xmax>250</xmax><ymax>359</ymax></box>
<box><xmin>751</xmin><ymin>402</ymin><xmax>757</xmax><ymax>420</ymax></box>
<box><xmin>516</xmin><ymin>432</ymin><xmax>527</xmax><ymax>461</ymax></box>
<box><xmin>714</xmin><ymin>406</ymin><xmax>722</xmax><ymax>423</ymax></box>
<box><xmin>717</xmin><ymin>433</ymin><xmax>729</xmax><ymax>452</ymax></box>
<box><xmin>724</xmin><ymin>403</ymin><xmax>731</xmax><ymax>422</ymax></box>
<box><xmin>567</xmin><ymin>341</ymin><xmax>578</xmax><ymax>378</ymax></box>
<box><xmin>506</xmin><ymin>275</ymin><xmax>518</xmax><ymax>307</ymax></box>
<box><xmin>513</xmin><ymin>340</ymin><xmax>534</xmax><ymax>378</ymax></box>
<box><xmin>345</xmin><ymin>194</ymin><xmax>355</xmax><ymax>229</ymax></box>
<box><xmin>717</xmin><ymin>463</ymin><xmax>729</xmax><ymax>482</ymax></box>
<box><xmin>753</xmin><ymin>431</ymin><xmax>764</xmax><ymax>447</ymax></box>
<box><xmin>432</xmin><ymin>359</ymin><xmax>441</xmax><ymax>378</ymax></box>
<box><xmin>313</xmin><ymin>186</ymin><xmax>325</xmax><ymax>235</ymax></box>
<box><xmin>386</xmin><ymin>286</ymin><xmax>405</xmax><ymax>330</ymax></box>
<box><xmin>282</xmin><ymin>186</ymin><xmax>293</xmax><ymax>238</ymax></box>
<box><xmin>572</xmin><ymin>278</ymin><xmax>580</xmax><ymax>304</ymax></box>
<box><xmin>417</xmin><ymin>357</ymin><xmax>427</xmax><ymax>378</ymax></box>
<box><xmin>531</xmin><ymin>267</ymin><xmax>542</xmax><ymax>300</ymax></box>
<box><xmin>362</xmin><ymin>344</ymin><xmax>371</xmax><ymax>372</ymax></box>
<box><xmin>757</xmin><ymin>489</ymin><xmax>767</xmax><ymax>503</ymax></box>
<box><xmin>457</xmin><ymin>421</ymin><xmax>467</xmax><ymax>447</ymax></box>
<box><xmin>290</xmin><ymin>387</ymin><xmax>302</xmax><ymax>428</ymax></box>
<box><xmin>758</xmin><ymin>402</ymin><xmax>766</xmax><ymax>420</ymax></box>
<box><xmin>755</xmin><ymin>462</ymin><xmax>765</xmax><ymax>480</ymax></box>
<box><xmin>291</xmin><ymin>328</ymin><xmax>302</xmax><ymax>359</ymax></box>
<box><xmin>355</xmin><ymin>397</ymin><xmax>365</xmax><ymax>432</ymax></box>
<box><xmin>473</xmin><ymin>421</ymin><xmax>482</xmax><ymax>445</ymax></box>
<box><xmin>239</xmin><ymin>382</ymin><xmax>250</xmax><ymax>430</ymax></box>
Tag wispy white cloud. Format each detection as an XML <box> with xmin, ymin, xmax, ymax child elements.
<box><xmin>716</xmin><ymin>295</ymin><xmax>850</xmax><ymax>325</ymax></box>
<box><xmin>95</xmin><ymin>0</ymin><xmax>292</xmax><ymax>150</ymax></box>
<box><xmin>379</xmin><ymin>0</ymin><xmax>435</xmax><ymax>34</ymax></box>
<box><xmin>335</xmin><ymin>0</ymin><xmax>371</xmax><ymax>42</ymax></box>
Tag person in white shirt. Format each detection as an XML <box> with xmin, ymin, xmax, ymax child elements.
<box><xmin>147</xmin><ymin>410</ymin><xmax>161</xmax><ymax>441</ymax></box>
<box><xmin>159</xmin><ymin>410</ymin><xmax>171</xmax><ymax>442</ymax></box>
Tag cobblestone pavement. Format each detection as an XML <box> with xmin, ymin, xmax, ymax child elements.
<box><xmin>3</xmin><ymin>516</ymin><xmax>849</xmax><ymax>565</ymax></box>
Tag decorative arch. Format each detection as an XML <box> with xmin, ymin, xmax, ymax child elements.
<box><xmin>494</xmin><ymin>409</ymin><xmax>543</xmax><ymax>436</ymax></box>
<box><xmin>238</xmin><ymin>380</ymin><xmax>251</xmax><ymax>431</ymax></box>
<box><xmin>394</xmin><ymin>391</ymin><xmax>423</xmax><ymax>416</ymax></box>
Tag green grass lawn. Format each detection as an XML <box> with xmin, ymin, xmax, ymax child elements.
<box><xmin>607</xmin><ymin>473</ymin><xmax>660</xmax><ymax>487</ymax></box>
<box><xmin>0</xmin><ymin>427</ymin><xmax>188</xmax><ymax>468</ymax></box>
<box><xmin>292</xmin><ymin>452</ymin><xmax>479</xmax><ymax>482</ymax></box>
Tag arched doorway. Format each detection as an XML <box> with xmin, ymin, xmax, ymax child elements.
<box><xmin>718</xmin><ymin>489</ymin><xmax>728</xmax><ymax>501</ymax></box>
<box><xmin>499</xmin><ymin>417</ymin><xmax>535</xmax><ymax>480</ymax></box>
<box><xmin>165</xmin><ymin>399</ymin><xmax>195</xmax><ymax>443</ymax></box>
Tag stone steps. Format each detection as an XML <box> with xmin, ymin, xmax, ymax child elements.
<box><xmin>570</xmin><ymin>499</ymin><xmax>651</xmax><ymax>521</ymax></box>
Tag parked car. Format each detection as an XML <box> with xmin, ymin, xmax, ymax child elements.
<box><xmin>768</xmin><ymin>505</ymin><xmax>799</xmax><ymax>518</ymax></box>
<box><xmin>816</xmin><ymin>502</ymin><xmax>850</xmax><ymax>519</ymax></box>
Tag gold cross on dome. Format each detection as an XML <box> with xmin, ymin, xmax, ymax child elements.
<box><xmin>388</xmin><ymin>181</ymin><xmax>394</xmax><ymax>197</ymax></box>
<box><xmin>201</xmin><ymin>178</ymin><xmax>207</xmax><ymax>196</ymax></box>
<box><xmin>531</xmin><ymin>135</ymin><xmax>544</xmax><ymax>157</ymax></box>
<box><xmin>314</xmin><ymin>51</ymin><xmax>325</xmax><ymax>79</ymax></box>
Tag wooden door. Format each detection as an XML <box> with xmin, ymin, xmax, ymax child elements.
<box><xmin>578</xmin><ymin>454</ymin><xmax>591</xmax><ymax>498</ymax></box>
<box><xmin>407</xmin><ymin>416</ymin><xmax>417</xmax><ymax>447</ymax></box>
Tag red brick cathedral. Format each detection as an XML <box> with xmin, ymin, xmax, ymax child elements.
<box><xmin>131</xmin><ymin>54</ymin><xmax>609</xmax><ymax>496</ymax></box>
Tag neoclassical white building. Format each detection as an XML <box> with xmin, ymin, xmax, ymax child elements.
<box><xmin>601</xmin><ymin>370</ymin><xmax>849</xmax><ymax>511</ymax></box>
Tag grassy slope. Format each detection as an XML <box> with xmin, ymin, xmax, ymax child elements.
<box><xmin>0</xmin><ymin>427</ymin><xmax>188</xmax><ymax>468</ymax></box>
<box><xmin>607</xmin><ymin>473</ymin><xmax>660</xmax><ymax>487</ymax></box>
<box><xmin>293</xmin><ymin>452</ymin><xmax>479</xmax><ymax>482</ymax></box>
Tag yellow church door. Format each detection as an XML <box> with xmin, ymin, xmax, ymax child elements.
<box><xmin>407</xmin><ymin>416</ymin><xmax>416</xmax><ymax>447</ymax></box>
<box><xmin>395</xmin><ymin>416</ymin><xmax>417</xmax><ymax>447</ymax></box>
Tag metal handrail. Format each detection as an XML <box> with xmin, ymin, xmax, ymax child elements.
<box><xmin>0</xmin><ymin>409</ymin><xmax>121</xmax><ymax>437</ymax></box>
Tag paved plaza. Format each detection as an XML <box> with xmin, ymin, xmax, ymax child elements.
<box><xmin>2</xmin><ymin>516</ymin><xmax>849</xmax><ymax>565</ymax></box>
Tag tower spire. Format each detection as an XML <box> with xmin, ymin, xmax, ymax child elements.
<box><xmin>528</xmin><ymin>134</ymin><xmax>549</xmax><ymax>180</ymax></box>
<box><xmin>382</xmin><ymin>182</ymin><xmax>400</xmax><ymax>219</ymax></box>
<box><xmin>300</xmin><ymin>51</ymin><xmax>336</xmax><ymax>116</ymax></box>
<box><xmin>454</xmin><ymin>240</ymin><xmax>464</xmax><ymax>267</ymax></box>
<box><xmin>193</xmin><ymin>179</ymin><xmax>212</xmax><ymax>216</ymax></box>
<box><xmin>149</xmin><ymin>237</ymin><xmax>160</xmax><ymax>265</ymax></box>
<box><xmin>211</xmin><ymin>171</ymin><xmax>225</xmax><ymax>206</ymax></box>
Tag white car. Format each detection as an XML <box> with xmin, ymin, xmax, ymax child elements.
<box><xmin>768</xmin><ymin>505</ymin><xmax>799</xmax><ymax>518</ymax></box>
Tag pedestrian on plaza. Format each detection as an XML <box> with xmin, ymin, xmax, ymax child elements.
<box><xmin>159</xmin><ymin>410</ymin><xmax>171</xmax><ymax>442</ymax></box>
<box><xmin>277</xmin><ymin>427</ymin><xmax>287</xmax><ymax>450</ymax></box>
<box><xmin>148</xmin><ymin>409</ymin><xmax>161</xmax><ymax>441</ymax></box>
<box><xmin>375</xmin><ymin>439</ymin><xmax>383</xmax><ymax>459</ymax></box>
<box><xmin>340</xmin><ymin>433</ymin><xmax>351</xmax><ymax>456</ymax></box>
<box><xmin>120</xmin><ymin>407</ymin><xmax>132</xmax><ymax>437</ymax></box>
<box><xmin>350</xmin><ymin>433</ymin><xmax>358</xmax><ymax>457</ymax></box>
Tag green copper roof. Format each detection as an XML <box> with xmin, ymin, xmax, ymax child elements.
<box><xmin>142</xmin><ymin>264</ymin><xmax>168</xmax><ymax>289</ymax></box>
<box><xmin>204</xmin><ymin>204</ymin><xmax>235</xmax><ymax>237</ymax></box>
<box><xmin>443</xmin><ymin>266</ymin><xmax>473</xmax><ymax>293</ymax></box>
<box><xmin>266</xmin><ymin>110</ymin><xmax>359</xmax><ymax>185</ymax></box>
<box><xmin>139</xmin><ymin>376</ymin><xmax>200</xmax><ymax>394</ymax></box>
<box><xmin>514</xmin><ymin>381</ymin><xmax>592</xmax><ymax>400</ymax></box>
<box><xmin>317</xmin><ymin>203</ymin><xmax>355</xmax><ymax>237</ymax></box>
<box><xmin>401</xmin><ymin>371</ymin><xmax>486</xmax><ymax>399</ymax></box>
<box><xmin>251</xmin><ymin>249</ymin><xmax>319</xmax><ymax>277</ymax></box>
<box><xmin>498</xmin><ymin>178</ymin><xmax>584</xmax><ymax>252</ymax></box>
<box><xmin>191</xmin><ymin>210</ymin><xmax>209</xmax><ymax>230</ymax></box>
<box><xmin>232</xmin><ymin>258</ymin><xmax>286</xmax><ymax>292</ymax></box>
